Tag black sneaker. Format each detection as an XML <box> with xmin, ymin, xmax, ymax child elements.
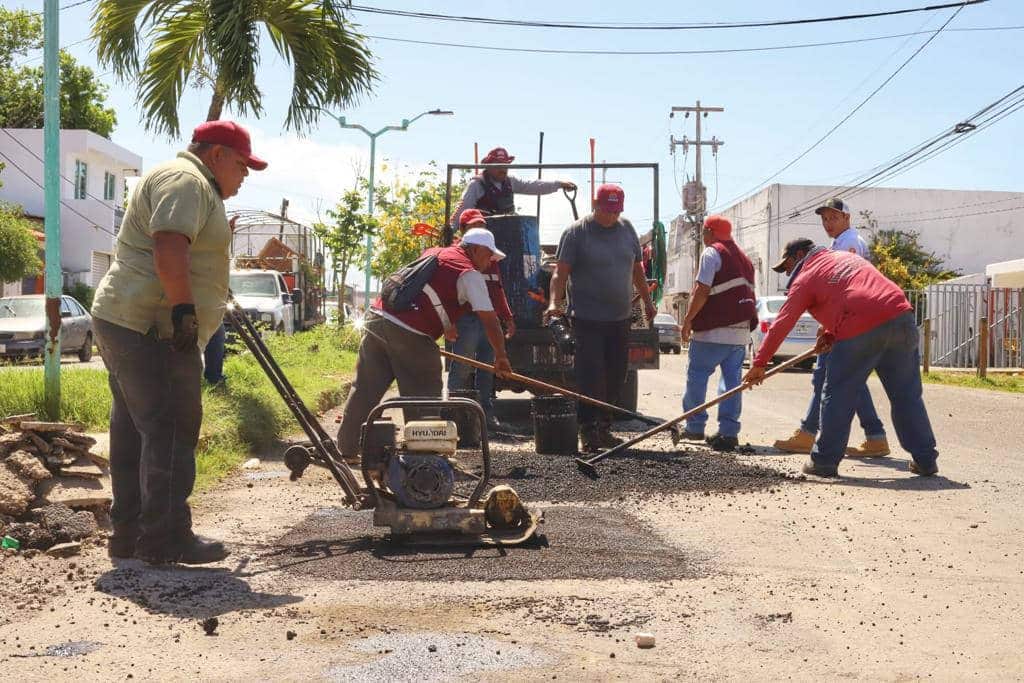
<box><xmin>679</xmin><ymin>430</ymin><xmax>706</xmax><ymax>442</ymax></box>
<box><xmin>706</xmin><ymin>433</ymin><xmax>739</xmax><ymax>452</ymax></box>
<box><xmin>801</xmin><ymin>459</ymin><xmax>839</xmax><ymax>478</ymax></box>
<box><xmin>107</xmin><ymin>533</ymin><xmax>136</xmax><ymax>560</ymax></box>
<box><xmin>486</xmin><ymin>415</ymin><xmax>509</xmax><ymax>434</ymax></box>
<box><xmin>909</xmin><ymin>461</ymin><xmax>939</xmax><ymax>477</ymax></box>
<box><xmin>138</xmin><ymin>535</ymin><xmax>230</xmax><ymax>566</ymax></box>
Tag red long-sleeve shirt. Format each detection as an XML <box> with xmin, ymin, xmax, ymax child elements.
<box><xmin>753</xmin><ymin>249</ymin><xmax>911</xmax><ymax>368</ymax></box>
<box><xmin>484</xmin><ymin>262</ymin><xmax>514</xmax><ymax>322</ymax></box>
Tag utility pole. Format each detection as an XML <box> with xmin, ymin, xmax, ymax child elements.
<box><xmin>669</xmin><ymin>101</ymin><xmax>724</xmax><ymax>282</ymax></box>
<box><xmin>43</xmin><ymin>0</ymin><xmax>61</xmax><ymax>419</ymax></box>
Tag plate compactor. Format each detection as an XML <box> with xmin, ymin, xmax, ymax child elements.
<box><xmin>225</xmin><ymin>303</ymin><xmax>541</xmax><ymax>546</ymax></box>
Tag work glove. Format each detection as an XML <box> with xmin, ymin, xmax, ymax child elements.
<box><xmin>170</xmin><ymin>303</ymin><xmax>199</xmax><ymax>352</ymax></box>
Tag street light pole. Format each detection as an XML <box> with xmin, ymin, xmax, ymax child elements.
<box><xmin>321</xmin><ymin>109</ymin><xmax>453</xmax><ymax>308</ymax></box>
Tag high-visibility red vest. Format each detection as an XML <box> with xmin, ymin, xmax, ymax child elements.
<box><xmin>375</xmin><ymin>245</ymin><xmax>477</xmax><ymax>338</ymax></box>
<box><xmin>692</xmin><ymin>239</ymin><xmax>758</xmax><ymax>332</ymax></box>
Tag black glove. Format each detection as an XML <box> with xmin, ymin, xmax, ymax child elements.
<box><xmin>170</xmin><ymin>303</ymin><xmax>199</xmax><ymax>352</ymax></box>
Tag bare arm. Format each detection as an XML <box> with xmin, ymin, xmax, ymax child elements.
<box><xmin>153</xmin><ymin>232</ymin><xmax>193</xmax><ymax>305</ymax></box>
<box><xmin>633</xmin><ymin>261</ymin><xmax>656</xmax><ymax>321</ymax></box>
<box><xmin>477</xmin><ymin>310</ymin><xmax>512</xmax><ymax>376</ymax></box>
<box><xmin>545</xmin><ymin>261</ymin><xmax>571</xmax><ymax>321</ymax></box>
<box><xmin>680</xmin><ymin>282</ymin><xmax>711</xmax><ymax>342</ymax></box>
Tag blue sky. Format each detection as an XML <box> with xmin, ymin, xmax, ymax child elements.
<box><xmin>5</xmin><ymin>0</ymin><xmax>1023</xmax><ymax>284</ymax></box>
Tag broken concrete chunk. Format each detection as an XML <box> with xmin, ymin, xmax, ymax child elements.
<box><xmin>24</xmin><ymin>431</ymin><xmax>52</xmax><ymax>455</ymax></box>
<box><xmin>1</xmin><ymin>413</ymin><xmax>35</xmax><ymax>425</ymax></box>
<box><xmin>61</xmin><ymin>432</ymin><xmax>98</xmax><ymax>448</ymax></box>
<box><xmin>0</xmin><ymin>465</ymin><xmax>35</xmax><ymax>517</ymax></box>
<box><xmin>81</xmin><ymin>450</ymin><xmax>110</xmax><ymax>468</ymax></box>
<box><xmin>46</xmin><ymin>541</ymin><xmax>82</xmax><ymax>558</ymax></box>
<box><xmin>4</xmin><ymin>521</ymin><xmax>54</xmax><ymax>550</ymax></box>
<box><xmin>59</xmin><ymin>461</ymin><xmax>106</xmax><ymax>479</ymax></box>
<box><xmin>38</xmin><ymin>477</ymin><xmax>111</xmax><ymax>508</ymax></box>
<box><xmin>18</xmin><ymin>421</ymin><xmax>86</xmax><ymax>433</ymax></box>
<box><xmin>5</xmin><ymin>450</ymin><xmax>52</xmax><ymax>481</ymax></box>
<box><xmin>0</xmin><ymin>432</ymin><xmax>26</xmax><ymax>457</ymax></box>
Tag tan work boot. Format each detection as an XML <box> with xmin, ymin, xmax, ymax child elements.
<box><xmin>846</xmin><ymin>438</ymin><xmax>890</xmax><ymax>457</ymax></box>
<box><xmin>773</xmin><ymin>429</ymin><xmax>815</xmax><ymax>454</ymax></box>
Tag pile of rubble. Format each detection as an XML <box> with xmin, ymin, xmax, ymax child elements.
<box><xmin>0</xmin><ymin>414</ymin><xmax>111</xmax><ymax>556</ymax></box>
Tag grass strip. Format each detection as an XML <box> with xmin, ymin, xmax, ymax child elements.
<box><xmin>922</xmin><ymin>371</ymin><xmax>1024</xmax><ymax>394</ymax></box>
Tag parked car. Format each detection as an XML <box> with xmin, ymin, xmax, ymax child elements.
<box><xmin>653</xmin><ymin>313</ymin><xmax>682</xmax><ymax>354</ymax></box>
<box><xmin>228</xmin><ymin>269</ymin><xmax>298</xmax><ymax>334</ymax></box>
<box><xmin>0</xmin><ymin>294</ymin><xmax>94</xmax><ymax>362</ymax></box>
<box><xmin>748</xmin><ymin>296</ymin><xmax>818</xmax><ymax>367</ymax></box>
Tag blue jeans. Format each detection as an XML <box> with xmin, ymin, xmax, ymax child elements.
<box><xmin>800</xmin><ymin>351</ymin><xmax>886</xmax><ymax>440</ymax></box>
<box><xmin>683</xmin><ymin>340</ymin><xmax>745</xmax><ymax>438</ymax></box>
<box><xmin>446</xmin><ymin>313</ymin><xmax>495</xmax><ymax>415</ymax></box>
<box><xmin>812</xmin><ymin>313</ymin><xmax>938</xmax><ymax>469</ymax></box>
<box><xmin>203</xmin><ymin>323</ymin><xmax>227</xmax><ymax>384</ymax></box>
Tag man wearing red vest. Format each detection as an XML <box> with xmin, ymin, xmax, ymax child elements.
<box><xmin>446</xmin><ymin>209</ymin><xmax>516</xmax><ymax>430</ymax></box>
<box><xmin>679</xmin><ymin>215</ymin><xmax>758</xmax><ymax>451</ymax></box>
<box><xmin>743</xmin><ymin>239</ymin><xmax>939</xmax><ymax>478</ymax></box>
<box><xmin>336</xmin><ymin>229</ymin><xmax>513</xmax><ymax>462</ymax></box>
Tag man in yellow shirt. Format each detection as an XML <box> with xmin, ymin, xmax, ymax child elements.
<box><xmin>91</xmin><ymin>120</ymin><xmax>266</xmax><ymax>565</ymax></box>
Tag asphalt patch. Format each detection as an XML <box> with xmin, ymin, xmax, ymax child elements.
<box><xmin>473</xmin><ymin>445</ymin><xmax>797</xmax><ymax>503</ymax></box>
<box><xmin>269</xmin><ymin>505</ymin><xmax>703</xmax><ymax>582</ymax></box>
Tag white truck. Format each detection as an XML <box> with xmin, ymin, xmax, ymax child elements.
<box><xmin>229</xmin><ymin>269</ymin><xmax>299</xmax><ymax>334</ymax></box>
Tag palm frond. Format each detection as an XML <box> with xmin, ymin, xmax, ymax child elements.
<box><xmin>207</xmin><ymin>0</ymin><xmax>262</xmax><ymax>118</ymax></box>
<box><xmin>137</xmin><ymin>9</ymin><xmax>209</xmax><ymax>136</ymax></box>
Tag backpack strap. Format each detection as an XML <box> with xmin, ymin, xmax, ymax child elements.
<box><xmin>422</xmin><ymin>283</ymin><xmax>454</xmax><ymax>335</ymax></box>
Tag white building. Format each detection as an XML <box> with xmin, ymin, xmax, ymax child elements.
<box><xmin>0</xmin><ymin>128</ymin><xmax>142</xmax><ymax>290</ymax></box>
<box><xmin>665</xmin><ymin>184</ymin><xmax>1024</xmax><ymax>312</ymax></box>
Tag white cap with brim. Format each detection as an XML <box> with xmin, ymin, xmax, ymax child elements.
<box><xmin>461</xmin><ymin>227</ymin><xmax>506</xmax><ymax>261</ymax></box>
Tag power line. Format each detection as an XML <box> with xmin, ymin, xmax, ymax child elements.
<box><xmin>366</xmin><ymin>25</ymin><xmax>1020</xmax><ymax>56</ymax></box>
<box><xmin>712</xmin><ymin>4</ymin><xmax>967</xmax><ymax>212</ymax></box>
<box><xmin>0</xmin><ymin>150</ymin><xmax>117</xmax><ymax>237</ymax></box>
<box><xmin>351</xmin><ymin>1</ymin><xmax>988</xmax><ymax>31</ymax></box>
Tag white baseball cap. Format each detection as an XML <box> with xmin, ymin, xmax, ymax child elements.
<box><xmin>460</xmin><ymin>227</ymin><xmax>506</xmax><ymax>261</ymax></box>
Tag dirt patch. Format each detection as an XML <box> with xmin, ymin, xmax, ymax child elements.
<box><xmin>269</xmin><ymin>505</ymin><xmax>704</xmax><ymax>583</ymax></box>
<box><xmin>478</xmin><ymin>595</ymin><xmax>656</xmax><ymax>634</ymax></box>
<box><xmin>472</xmin><ymin>444</ymin><xmax>799</xmax><ymax>503</ymax></box>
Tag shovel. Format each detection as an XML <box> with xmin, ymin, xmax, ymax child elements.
<box><xmin>575</xmin><ymin>346</ymin><xmax>819</xmax><ymax>476</ymax></box>
<box><xmin>439</xmin><ymin>349</ymin><xmax>682</xmax><ymax>445</ymax></box>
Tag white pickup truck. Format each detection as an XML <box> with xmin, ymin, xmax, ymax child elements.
<box><xmin>229</xmin><ymin>269</ymin><xmax>300</xmax><ymax>334</ymax></box>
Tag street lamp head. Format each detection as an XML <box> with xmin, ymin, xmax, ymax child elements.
<box><xmin>428</xmin><ymin>109</ymin><xmax>454</xmax><ymax>115</ymax></box>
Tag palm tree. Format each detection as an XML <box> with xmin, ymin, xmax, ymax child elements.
<box><xmin>91</xmin><ymin>0</ymin><xmax>376</xmax><ymax>137</ymax></box>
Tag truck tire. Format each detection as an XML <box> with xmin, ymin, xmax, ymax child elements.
<box><xmin>619</xmin><ymin>369</ymin><xmax>639</xmax><ymax>413</ymax></box>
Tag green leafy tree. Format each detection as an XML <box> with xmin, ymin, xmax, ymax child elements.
<box><xmin>861</xmin><ymin>210</ymin><xmax>961</xmax><ymax>290</ymax></box>
<box><xmin>366</xmin><ymin>164</ymin><xmax>466</xmax><ymax>281</ymax></box>
<box><xmin>313</xmin><ymin>188</ymin><xmax>376</xmax><ymax>323</ymax></box>
<box><xmin>0</xmin><ymin>165</ymin><xmax>43</xmax><ymax>283</ymax></box>
<box><xmin>92</xmin><ymin>0</ymin><xmax>377</xmax><ymax>137</ymax></box>
<box><xmin>0</xmin><ymin>9</ymin><xmax>116</xmax><ymax>136</ymax></box>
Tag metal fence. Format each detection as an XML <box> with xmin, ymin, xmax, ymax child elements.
<box><xmin>905</xmin><ymin>284</ymin><xmax>1024</xmax><ymax>370</ymax></box>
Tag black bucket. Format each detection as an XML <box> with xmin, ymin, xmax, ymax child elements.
<box><xmin>446</xmin><ymin>390</ymin><xmax>482</xmax><ymax>448</ymax></box>
<box><xmin>531</xmin><ymin>395</ymin><xmax>578</xmax><ymax>455</ymax></box>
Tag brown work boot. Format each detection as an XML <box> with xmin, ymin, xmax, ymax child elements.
<box><xmin>773</xmin><ymin>429</ymin><xmax>815</xmax><ymax>454</ymax></box>
<box><xmin>846</xmin><ymin>438</ymin><xmax>890</xmax><ymax>457</ymax></box>
<box><xmin>579</xmin><ymin>425</ymin><xmax>602</xmax><ymax>454</ymax></box>
<box><xmin>594</xmin><ymin>423</ymin><xmax>624</xmax><ymax>449</ymax></box>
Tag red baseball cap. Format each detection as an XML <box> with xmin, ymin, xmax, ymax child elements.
<box><xmin>595</xmin><ymin>184</ymin><xmax>624</xmax><ymax>213</ymax></box>
<box><xmin>459</xmin><ymin>208</ymin><xmax>487</xmax><ymax>227</ymax></box>
<box><xmin>191</xmin><ymin>120</ymin><xmax>267</xmax><ymax>171</ymax></box>
<box><xmin>481</xmin><ymin>147</ymin><xmax>514</xmax><ymax>164</ymax></box>
<box><xmin>703</xmin><ymin>214</ymin><xmax>732</xmax><ymax>239</ymax></box>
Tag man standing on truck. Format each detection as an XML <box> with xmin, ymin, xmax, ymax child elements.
<box><xmin>446</xmin><ymin>209</ymin><xmax>516</xmax><ymax>431</ymax></box>
<box><xmin>90</xmin><ymin>120</ymin><xmax>267</xmax><ymax>565</ymax></box>
<box><xmin>678</xmin><ymin>215</ymin><xmax>758</xmax><ymax>452</ymax></box>
<box><xmin>337</xmin><ymin>228</ymin><xmax>514</xmax><ymax>462</ymax></box>
<box><xmin>772</xmin><ymin>198</ymin><xmax>890</xmax><ymax>457</ymax></box>
<box><xmin>545</xmin><ymin>184</ymin><xmax>657</xmax><ymax>453</ymax></box>
<box><xmin>451</xmin><ymin>146</ymin><xmax>576</xmax><ymax>227</ymax></box>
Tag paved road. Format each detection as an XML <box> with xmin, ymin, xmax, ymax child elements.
<box><xmin>0</xmin><ymin>355</ymin><xmax>105</xmax><ymax>371</ymax></box>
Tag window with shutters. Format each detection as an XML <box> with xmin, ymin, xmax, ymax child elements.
<box><xmin>104</xmin><ymin>172</ymin><xmax>116</xmax><ymax>201</ymax></box>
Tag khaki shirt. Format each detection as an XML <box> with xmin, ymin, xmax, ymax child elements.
<box><xmin>91</xmin><ymin>152</ymin><xmax>230</xmax><ymax>347</ymax></box>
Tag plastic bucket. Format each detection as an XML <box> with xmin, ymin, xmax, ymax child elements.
<box><xmin>446</xmin><ymin>390</ymin><xmax>482</xmax><ymax>448</ymax></box>
<box><xmin>531</xmin><ymin>395</ymin><xmax>578</xmax><ymax>455</ymax></box>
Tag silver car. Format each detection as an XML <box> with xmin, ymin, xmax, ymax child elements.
<box><xmin>0</xmin><ymin>294</ymin><xmax>94</xmax><ymax>362</ymax></box>
<box><xmin>653</xmin><ymin>313</ymin><xmax>682</xmax><ymax>354</ymax></box>
<box><xmin>748</xmin><ymin>296</ymin><xmax>817</xmax><ymax>367</ymax></box>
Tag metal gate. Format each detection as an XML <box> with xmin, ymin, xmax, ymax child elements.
<box><xmin>906</xmin><ymin>284</ymin><xmax>1024</xmax><ymax>369</ymax></box>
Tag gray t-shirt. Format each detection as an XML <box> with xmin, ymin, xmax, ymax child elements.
<box><xmin>556</xmin><ymin>216</ymin><xmax>641</xmax><ymax>322</ymax></box>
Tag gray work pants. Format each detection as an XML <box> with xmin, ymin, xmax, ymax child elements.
<box><xmin>92</xmin><ymin>318</ymin><xmax>202</xmax><ymax>554</ymax></box>
<box><xmin>337</xmin><ymin>314</ymin><xmax>442</xmax><ymax>458</ymax></box>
